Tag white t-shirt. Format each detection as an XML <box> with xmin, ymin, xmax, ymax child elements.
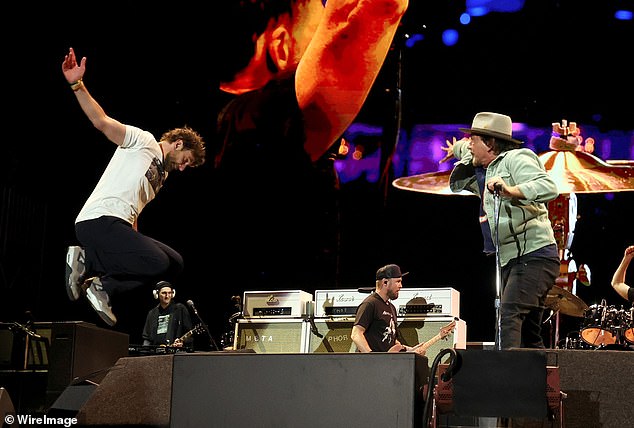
<box><xmin>75</xmin><ymin>125</ymin><xmax>167</xmax><ymax>225</ymax></box>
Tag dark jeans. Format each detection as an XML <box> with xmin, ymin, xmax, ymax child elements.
<box><xmin>498</xmin><ymin>253</ymin><xmax>560</xmax><ymax>349</ymax></box>
<box><xmin>75</xmin><ymin>216</ymin><xmax>184</xmax><ymax>296</ymax></box>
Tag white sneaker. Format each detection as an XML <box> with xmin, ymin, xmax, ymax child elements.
<box><xmin>85</xmin><ymin>277</ymin><xmax>117</xmax><ymax>326</ymax></box>
<box><xmin>65</xmin><ymin>246</ymin><xmax>86</xmax><ymax>301</ymax></box>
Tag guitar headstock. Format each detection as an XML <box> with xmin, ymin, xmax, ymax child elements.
<box><xmin>439</xmin><ymin>319</ymin><xmax>457</xmax><ymax>339</ymax></box>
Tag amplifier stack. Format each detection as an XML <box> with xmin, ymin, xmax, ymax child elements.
<box><xmin>234</xmin><ymin>287</ymin><xmax>467</xmax><ymax>361</ymax></box>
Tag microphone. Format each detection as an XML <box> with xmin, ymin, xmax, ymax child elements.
<box><xmin>493</xmin><ymin>183</ymin><xmax>503</xmax><ymax>194</ymax></box>
<box><xmin>186</xmin><ymin>300</ymin><xmax>198</xmax><ymax>315</ymax></box>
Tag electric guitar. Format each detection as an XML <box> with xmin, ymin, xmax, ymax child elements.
<box><xmin>410</xmin><ymin>318</ymin><xmax>458</xmax><ymax>353</ymax></box>
<box><xmin>167</xmin><ymin>323</ymin><xmax>205</xmax><ymax>347</ymax></box>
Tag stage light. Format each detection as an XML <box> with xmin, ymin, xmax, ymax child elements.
<box><xmin>442</xmin><ymin>29</ymin><xmax>459</xmax><ymax>47</ymax></box>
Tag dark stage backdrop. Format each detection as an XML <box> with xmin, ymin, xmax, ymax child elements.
<box><xmin>3</xmin><ymin>3</ymin><xmax>633</xmax><ymax>347</ymax></box>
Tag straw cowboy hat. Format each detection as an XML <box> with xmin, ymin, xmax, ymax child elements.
<box><xmin>459</xmin><ymin>112</ymin><xmax>523</xmax><ymax>145</ymax></box>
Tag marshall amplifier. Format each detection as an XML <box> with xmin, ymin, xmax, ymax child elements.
<box><xmin>234</xmin><ymin>319</ymin><xmax>309</xmax><ymax>353</ymax></box>
<box><xmin>243</xmin><ymin>290</ymin><xmax>313</xmax><ymax>318</ymax></box>
<box><xmin>391</xmin><ymin>287</ymin><xmax>460</xmax><ymax>318</ymax></box>
<box><xmin>314</xmin><ymin>289</ymin><xmax>367</xmax><ymax>318</ymax></box>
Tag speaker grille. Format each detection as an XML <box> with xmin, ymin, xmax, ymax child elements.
<box><xmin>307</xmin><ymin>320</ymin><xmax>357</xmax><ymax>353</ymax></box>
<box><xmin>235</xmin><ymin>319</ymin><xmax>308</xmax><ymax>353</ymax></box>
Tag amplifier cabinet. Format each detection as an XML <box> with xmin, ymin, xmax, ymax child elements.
<box><xmin>306</xmin><ymin>318</ymin><xmax>358</xmax><ymax>353</ymax></box>
<box><xmin>234</xmin><ymin>318</ymin><xmax>309</xmax><ymax>353</ymax></box>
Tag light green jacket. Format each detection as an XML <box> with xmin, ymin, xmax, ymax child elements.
<box><xmin>449</xmin><ymin>139</ymin><xmax>559</xmax><ymax>267</ymax></box>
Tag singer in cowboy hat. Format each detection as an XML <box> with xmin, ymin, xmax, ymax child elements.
<box><xmin>440</xmin><ymin>112</ymin><xmax>560</xmax><ymax>349</ymax></box>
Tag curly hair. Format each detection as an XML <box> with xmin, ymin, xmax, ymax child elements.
<box><xmin>160</xmin><ymin>126</ymin><xmax>207</xmax><ymax>167</ymax></box>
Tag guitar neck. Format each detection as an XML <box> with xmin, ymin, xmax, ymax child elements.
<box><xmin>179</xmin><ymin>325</ymin><xmax>200</xmax><ymax>342</ymax></box>
<box><xmin>410</xmin><ymin>321</ymin><xmax>457</xmax><ymax>352</ymax></box>
<box><xmin>411</xmin><ymin>332</ymin><xmax>443</xmax><ymax>352</ymax></box>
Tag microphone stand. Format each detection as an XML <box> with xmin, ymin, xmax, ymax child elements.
<box><xmin>188</xmin><ymin>302</ymin><xmax>220</xmax><ymax>351</ymax></box>
<box><xmin>493</xmin><ymin>185</ymin><xmax>503</xmax><ymax>350</ymax></box>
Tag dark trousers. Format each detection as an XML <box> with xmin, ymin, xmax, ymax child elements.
<box><xmin>498</xmin><ymin>253</ymin><xmax>560</xmax><ymax>349</ymax></box>
<box><xmin>75</xmin><ymin>216</ymin><xmax>184</xmax><ymax>296</ymax></box>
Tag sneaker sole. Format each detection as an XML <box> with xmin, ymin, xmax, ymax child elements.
<box><xmin>65</xmin><ymin>246</ymin><xmax>85</xmax><ymax>301</ymax></box>
<box><xmin>85</xmin><ymin>285</ymin><xmax>117</xmax><ymax>327</ymax></box>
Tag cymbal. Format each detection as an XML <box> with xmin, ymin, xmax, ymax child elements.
<box><xmin>538</xmin><ymin>150</ymin><xmax>634</xmax><ymax>194</ymax></box>
<box><xmin>392</xmin><ymin>170</ymin><xmax>474</xmax><ymax>196</ymax></box>
<box><xmin>545</xmin><ymin>285</ymin><xmax>588</xmax><ymax>317</ymax></box>
<box><xmin>392</xmin><ymin>150</ymin><xmax>634</xmax><ymax>196</ymax></box>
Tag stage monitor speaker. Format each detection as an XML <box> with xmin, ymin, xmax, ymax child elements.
<box><xmin>46</xmin><ymin>322</ymin><xmax>129</xmax><ymax>405</ymax></box>
<box><xmin>171</xmin><ymin>352</ymin><xmax>429</xmax><ymax>428</ymax></box>
<box><xmin>0</xmin><ymin>387</ymin><xmax>17</xmax><ymax>427</ymax></box>
<box><xmin>234</xmin><ymin>319</ymin><xmax>309</xmax><ymax>353</ymax></box>
<box><xmin>438</xmin><ymin>349</ymin><xmax>549</xmax><ymax>419</ymax></box>
<box><xmin>47</xmin><ymin>384</ymin><xmax>96</xmax><ymax>418</ymax></box>
<box><xmin>76</xmin><ymin>355</ymin><xmax>172</xmax><ymax>427</ymax></box>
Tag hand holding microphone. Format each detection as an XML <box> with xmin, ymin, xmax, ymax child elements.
<box><xmin>488</xmin><ymin>180</ymin><xmax>504</xmax><ymax>195</ymax></box>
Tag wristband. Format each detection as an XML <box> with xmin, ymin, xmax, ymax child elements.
<box><xmin>70</xmin><ymin>79</ymin><xmax>83</xmax><ymax>91</ymax></box>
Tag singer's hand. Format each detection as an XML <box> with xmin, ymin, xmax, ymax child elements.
<box><xmin>487</xmin><ymin>178</ymin><xmax>506</xmax><ymax>194</ymax></box>
<box><xmin>439</xmin><ymin>136</ymin><xmax>465</xmax><ymax>164</ymax></box>
<box><xmin>486</xmin><ymin>177</ymin><xmax>525</xmax><ymax>199</ymax></box>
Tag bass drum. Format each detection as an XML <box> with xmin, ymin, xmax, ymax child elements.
<box><xmin>580</xmin><ymin>304</ymin><xmax>619</xmax><ymax>347</ymax></box>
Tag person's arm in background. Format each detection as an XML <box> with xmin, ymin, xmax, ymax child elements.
<box><xmin>298</xmin><ymin>0</ymin><xmax>409</xmax><ymax>161</ymax></box>
<box><xmin>611</xmin><ymin>245</ymin><xmax>634</xmax><ymax>301</ymax></box>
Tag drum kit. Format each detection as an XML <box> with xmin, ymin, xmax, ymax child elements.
<box><xmin>391</xmin><ymin>120</ymin><xmax>634</xmax><ymax>350</ymax></box>
<box><xmin>548</xmin><ymin>289</ymin><xmax>634</xmax><ymax>349</ymax></box>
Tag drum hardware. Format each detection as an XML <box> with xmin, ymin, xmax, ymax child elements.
<box><xmin>543</xmin><ymin>285</ymin><xmax>588</xmax><ymax>348</ymax></box>
<box><xmin>221</xmin><ymin>295</ymin><xmax>243</xmax><ymax>350</ymax></box>
<box><xmin>625</xmin><ymin>306</ymin><xmax>634</xmax><ymax>345</ymax></box>
<box><xmin>559</xmin><ymin>331</ymin><xmax>591</xmax><ymax>350</ymax></box>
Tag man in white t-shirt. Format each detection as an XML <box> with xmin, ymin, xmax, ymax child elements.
<box><xmin>61</xmin><ymin>47</ymin><xmax>206</xmax><ymax>326</ymax></box>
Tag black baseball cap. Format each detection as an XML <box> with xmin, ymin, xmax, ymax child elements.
<box><xmin>376</xmin><ymin>264</ymin><xmax>409</xmax><ymax>280</ymax></box>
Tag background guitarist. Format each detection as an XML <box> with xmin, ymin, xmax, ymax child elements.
<box><xmin>351</xmin><ymin>264</ymin><xmax>457</xmax><ymax>355</ymax></box>
<box><xmin>142</xmin><ymin>281</ymin><xmax>194</xmax><ymax>349</ymax></box>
